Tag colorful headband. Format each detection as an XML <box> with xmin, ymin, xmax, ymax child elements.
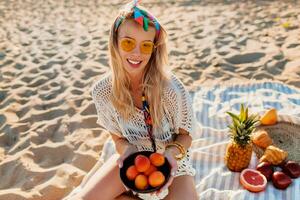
<box><xmin>114</xmin><ymin>0</ymin><xmax>160</xmax><ymax>38</ymax></box>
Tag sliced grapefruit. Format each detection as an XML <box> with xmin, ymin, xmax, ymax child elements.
<box><xmin>240</xmin><ymin>169</ymin><xmax>267</xmax><ymax>192</ymax></box>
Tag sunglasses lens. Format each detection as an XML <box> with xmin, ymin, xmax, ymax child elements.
<box><xmin>120</xmin><ymin>38</ymin><xmax>154</xmax><ymax>54</ymax></box>
<box><xmin>120</xmin><ymin>38</ymin><xmax>136</xmax><ymax>52</ymax></box>
<box><xmin>141</xmin><ymin>41</ymin><xmax>154</xmax><ymax>54</ymax></box>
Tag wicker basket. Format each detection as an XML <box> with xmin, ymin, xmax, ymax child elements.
<box><xmin>253</xmin><ymin>115</ymin><xmax>300</xmax><ymax>164</ymax></box>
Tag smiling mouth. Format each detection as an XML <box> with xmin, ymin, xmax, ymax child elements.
<box><xmin>127</xmin><ymin>59</ymin><xmax>143</xmax><ymax>68</ymax></box>
<box><xmin>127</xmin><ymin>59</ymin><xmax>142</xmax><ymax>65</ymax></box>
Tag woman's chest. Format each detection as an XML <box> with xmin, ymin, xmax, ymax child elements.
<box><xmin>118</xmin><ymin>113</ymin><xmax>175</xmax><ymax>147</ymax></box>
<box><xmin>131</xmin><ymin>91</ymin><xmax>143</xmax><ymax>110</ymax></box>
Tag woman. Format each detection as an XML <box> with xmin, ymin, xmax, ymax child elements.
<box><xmin>73</xmin><ymin>1</ymin><xmax>198</xmax><ymax>199</ymax></box>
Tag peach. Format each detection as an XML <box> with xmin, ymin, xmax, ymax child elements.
<box><xmin>149</xmin><ymin>152</ymin><xmax>165</xmax><ymax>167</ymax></box>
<box><xmin>144</xmin><ymin>164</ymin><xmax>157</xmax><ymax>176</ymax></box>
<box><xmin>126</xmin><ymin>165</ymin><xmax>139</xmax><ymax>181</ymax></box>
<box><xmin>135</xmin><ymin>155</ymin><xmax>151</xmax><ymax>172</ymax></box>
<box><xmin>135</xmin><ymin>174</ymin><xmax>148</xmax><ymax>190</ymax></box>
<box><xmin>148</xmin><ymin>171</ymin><xmax>165</xmax><ymax>187</ymax></box>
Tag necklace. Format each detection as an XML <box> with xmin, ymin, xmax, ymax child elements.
<box><xmin>142</xmin><ymin>92</ymin><xmax>156</xmax><ymax>152</ymax></box>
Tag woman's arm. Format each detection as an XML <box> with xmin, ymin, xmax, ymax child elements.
<box><xmin>159</xmin><ymin>128</ymin><xmax>192</xmax><ymax>193</ymax></box>
<box><xmin>110</xmin><ymin>133</ymin><xmax>137</xmax><ymax>168</ymax></box>
<box><xmin>111</xmin><ymin>133</ymin><xmax>132</xmax><ymax>155</ymax></box>
<box><xmin>165</xmin><ymin>128</ymin><xmax>192</xmax><ymax>158</ymax></box>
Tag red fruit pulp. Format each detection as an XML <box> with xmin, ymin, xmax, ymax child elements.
<box><xmin>244</xmin><ymin>170</ymin><xmax>265</xmax><ymax>185</ymax></box>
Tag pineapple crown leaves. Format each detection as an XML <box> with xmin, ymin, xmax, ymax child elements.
<box><xmin>226</xmin><ymin>104</ymin><xmax>259</xmax><ymax>147</ymax></box>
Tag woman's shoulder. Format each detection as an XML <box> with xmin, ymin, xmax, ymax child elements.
<box><xmin>91</xmin><ymin>73</ymin><xmax>112</xmax><ymax>103</ymax></box>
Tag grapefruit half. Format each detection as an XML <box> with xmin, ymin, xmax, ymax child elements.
<box><xmin>240</xmin><ymin>169</ymin><xmax>267</xmax><ymax>192</ymax></box>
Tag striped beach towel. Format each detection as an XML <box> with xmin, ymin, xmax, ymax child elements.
<box><xmin>85</xmin><ymin>80</ymin><xmax>300</xmax><ymax>200</ymax></box>
<box><xmin>191</xmin><ymin>80</ymin><xmax>300</xmax><ymax>200</ymax></box>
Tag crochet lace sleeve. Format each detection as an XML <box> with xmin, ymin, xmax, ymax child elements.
<box><xmin>168</xmin><ymin>75</ymin><xmax>195</xmax><ymax>136</ymax></box>
<box><xmin>91</xmin><ymin>80</ymin><xmax>122</xmax><ymax>137</ymax></box>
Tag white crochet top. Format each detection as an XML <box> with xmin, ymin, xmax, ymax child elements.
<box><xmin>91</xmin><ymin>73</ymin><xmax>196</xmax><ymax>178</ymax></box>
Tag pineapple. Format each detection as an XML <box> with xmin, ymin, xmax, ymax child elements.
<box><xmin>225</xmin><ymin>104</ymin><xmax>259</xmax><ymax>172</ymax></box>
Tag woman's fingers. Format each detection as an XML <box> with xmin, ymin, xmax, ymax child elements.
<box><xmin>116</xmin><ymin>150</ymin><xmax>129</xmax><ymax>168</ymax></box>
<box><xmin>159</xmin><ymin>175</ymin><xmax>174</xmax><ymax>193</ymax></box>
<box><xmin>155</xmin><ymin>165</ymin><xmax>176</xmax><ymax>194</ymax></box>
<box><xmin>117</xmin><ymin>145</ymin><xmax>137</xmax><ymax>168</ymax></box>
<box><xmin>117</xmin><ymin>155</ymin><xmax>124</xmax><ymax>168</ymax></box>
<box><xmin>154</xmin><ymin>151</ymin><xmax>178</xmax><ymax>194</ymax></box>
<box><xmin>165</xmin><ymin>151</ymin><xmax>178</xmax><ymax>173</ymax></box>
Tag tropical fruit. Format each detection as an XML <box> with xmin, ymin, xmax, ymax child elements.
<box><xmin>252</xmin><ymin>130</ymin><xmax>273</xmax><ymax>149</ymax></box>
<box><xmin>240</xmin><ymin>169</ymin><xmax>267</xmax><ymax>192</ymax></box>
<box><xmin>260</xmin><ymin>108</ymin><xmax>277</xmax><ymax>125</ymax></box>
<box><xmin>225</xmin><ymin>104</ymin><xmax>259</xmax><ymax>172</ymax></box>
<box><xmin>259</xmin><ymin>145</ymin><xmax>288</xmax><ymax>165</ymax></box>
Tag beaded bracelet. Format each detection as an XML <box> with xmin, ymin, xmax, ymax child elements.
<box><xmin>165</xmin><ymin>141</ymin><xmax>186</xmax><ymax>160</ymax></box>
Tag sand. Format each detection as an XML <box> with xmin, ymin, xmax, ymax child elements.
<box><xmin>0</xmin><ymin>0</ymin><xmax>299</xmax><ymax>199</ymax></box>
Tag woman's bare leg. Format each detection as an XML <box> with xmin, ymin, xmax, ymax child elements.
<box><xmin>115</xmin><ymin>192</ymin><xmax>140</xmax><ymax>200</ymax></box>
<box><xmin>164</xmin><ymin>175</ymin><xmax>198</xmax><ymax>200</ymax></box>
<box><xmin>77</xmin><ymin>154</ymin><xmax>138</xmax><ymax>200</ymax></box>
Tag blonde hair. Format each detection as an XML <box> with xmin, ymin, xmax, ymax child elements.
<box><xmin>108</xmin><ymin>4</ymin><xmax>170</xmax><ymax>131</ymax></box>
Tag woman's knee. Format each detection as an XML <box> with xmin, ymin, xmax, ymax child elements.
<box><xmin>165</xmin><ymin>190</ymin><xmax>198</xmax><ymax>200</ymax></box>
<box><xmin>165</xmin><ymin>175</ymin><xmax>198</xmax><ymax>200</ymax></box>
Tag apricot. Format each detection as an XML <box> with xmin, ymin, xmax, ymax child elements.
<box><xmin>126</xmin><ymin>165</ymin><xmax>139</xmax><ymax>181</ymax></box>
<box><xmin>148</xmin><ymin>171</ymin><xmax>165</xmax><ymax>187</ymax></box>
<box><xmin>149</xmin><ymin>152</ymin><xmax>165</xmax><ymax>167</ymax></box>
<box><xmin>135</xmin><ymin>174</ymin><xmax>148</xmax><ymax>190</ymax></box>
<box><xmin>135</xmin><ymin>155</ymin><xmax>151</xmax><ymax>172</ymax></box>
<box><xmin>260</xmin><ymin>108</ymin><xmax>277</xmax><ymax>125</ymax></box>
<box><xmin>144</xmin><ymin>164</ymin><xmax>157</xmax><ymax>176</ymax></box>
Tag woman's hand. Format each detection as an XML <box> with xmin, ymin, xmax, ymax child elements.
<box><xmin>155</xmin><ymin>148</ymin><xmax>178</xmax><ymax>194</ymax></box>
<box><xmin>117</xmin><ymin>144</ymin><xmax>138</xmax><ymax>168</ymax></box>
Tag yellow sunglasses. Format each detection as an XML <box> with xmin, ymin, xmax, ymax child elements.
<box><xmin>119</xmin><ymin>38</ymin><xmax>155</xmax><ymax>54</ymax></box>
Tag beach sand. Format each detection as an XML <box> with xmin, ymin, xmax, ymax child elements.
<box><xmin>0</xmin><ymin>0</ymin><xmax>299</xmax><ymax>199</ymax></box>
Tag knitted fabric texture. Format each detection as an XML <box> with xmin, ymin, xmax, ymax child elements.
<box><xmin>91</xmin><ymin>73</ymin><xmax>196</xmax><ymax>178</ymax></box>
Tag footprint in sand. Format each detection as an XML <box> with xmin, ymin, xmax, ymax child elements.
<box><xmin>0</xmin><ymin>159</ymin><xmax>56</xmax><ymax>190</ymax></box>
<box><xmin>27</xmin><ymin>77</ymin><xmax>49</xmax><ymax>88</ymax></box>
<box><xmin>0</xmin><ymin>114</ymin><xmax>6</xmax><ymax>128</ymax></box>
<box><xmin>74</xmin><ymin>80</ymin><xmax>86</xmax><ymax>88</ymax></box>
<box><xmin>80</xmin><ymin>103</ymin><xmax>96</xmax><ymax>116</ymax></box>
<box><xmin>29</xmin><ymin>144</ymin><xmax>74</xmax><ymax>168</ymax></box>
<box><xmin>71</xmin><ymin>89</ymin><xmax>84</xmax><ymax>96</ymax></box>
<box><xmin>225</xmin><ymin>52</ymin><xmax>265</xmax><ymax>64</ymax></box>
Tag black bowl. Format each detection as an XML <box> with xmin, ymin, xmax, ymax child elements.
<box><xmin>119</xmin><ymin>151</ymin><xmax>171</xmax><ymax>193</ymax></box>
